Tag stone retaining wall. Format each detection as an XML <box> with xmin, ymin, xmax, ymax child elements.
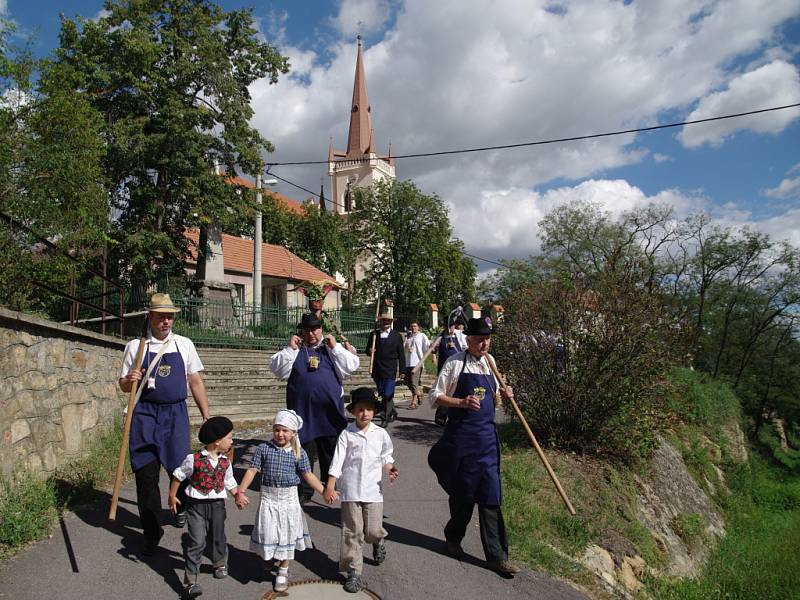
<box><xmin>0</xmin><ymin>307</ymin><xmax>127</xmax><ymax>480</ymax></box>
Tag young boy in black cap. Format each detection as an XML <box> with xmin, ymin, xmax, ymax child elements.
<box><xmin>324</xmin><ymin>387</ymin><xmax>399</xmax><ymax>593</ymax></box>
<box><xmin>169</xmin><ymin>416</ymin><xmax>245</xmax><ymax>599</ymax></box>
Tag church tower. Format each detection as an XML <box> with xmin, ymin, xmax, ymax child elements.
<box><xmin>328</xmin><ymin>37</ymin><xmax>395</xmax><ymax>214</ymax></box>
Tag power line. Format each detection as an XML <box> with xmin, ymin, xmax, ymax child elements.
<box><xmin>266</xmin><ymin>169</ymin><xmax>510</xmax><ymax>269</ymax></box>
<box><xmin>267</xmin><ymin>102</ymin><xmax>800</xmax><ymax>166</ymax></box>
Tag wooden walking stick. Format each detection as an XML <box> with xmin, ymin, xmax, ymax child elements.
<box><xmin>487</xmin><ymin>355</ymin><xmax>577</xmax><ymax>516</ymax></box>
<box><xmin>368</xmin><ymin>296</ymin><xmax>381</xmax><ymax>374</ymax></box>
<box><xmin>411</xmin><ymin>334</ymin><xmax>441</xmax><ymax>376</ymax></box>
<box><xmin>109</xmin><ymin>319</ymin><xmax>148</xmax><ymax>521</ymax></box>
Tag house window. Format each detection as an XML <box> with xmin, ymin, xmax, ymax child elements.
<box><xmin>270</xmin><ymin>287</ymin><xmax>284</xmax><ymax>307</ymax></box>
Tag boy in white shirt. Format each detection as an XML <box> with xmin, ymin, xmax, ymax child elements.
<box><xmin>403</xmin><ymin>320</ymin><xmax>430</xmax><ymax>409</ymax></box>
<box><xmin>324</xmin><ymin>387</ymin><xmax>399</xmax><ymax>593</ymax></box>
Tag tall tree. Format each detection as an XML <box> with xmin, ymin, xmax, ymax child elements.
<box><xmin>56</xmin><ymin>0</ymin><xmax>289</xmax><ymax>281</ymax></box>
<box><xmin>0</xmin><ymin>20</ymin><xmax>107</xmax><ymax>310</ymax></box>
<box><xmin>349</xmin><ymin>180</ymin><xmax>475</xmax><ymax>313</ymax></box>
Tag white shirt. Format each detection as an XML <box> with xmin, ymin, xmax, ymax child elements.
<box><xmin>404</xmin><ymin>332</ymin><xmax>430</xmax><ymax>368</ymax></box>
<box><xmin>328</xmin><ymin>422</ymin><xmax>394</xmax><ymax>503</ymax></box>
<box><xmin>428</xmin><ymin>351</ymin><xmax>500</xmax><ymax>407</ymax></box>
<box><xmin>172</xmin><ymin>449</ymin><xmax>238</xmax><ymax>500</ymax></box>
<box><xmin>120</xmin><ymin>331</ymin><xmax>203</xmax><ymax>380</ymax></box>
<box><xmin>270</xmin><ymin>341</ymin><xmax>360</xmax><ymax>387</ymax></box>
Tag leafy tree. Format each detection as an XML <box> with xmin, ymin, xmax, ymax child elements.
<box><xmin>55</xmin><ymin>0</ymin><xmax>289</xmax><ymax>282</ymax></box>
<box><xmin>349</xmin><ymin>180</ymin><xmax>475</xmax><ymax>314</ymax></box>
<box><xmin>0</xmin><ymin>20</ymin><xmax>107</xmax><ymax>310</ymax></box>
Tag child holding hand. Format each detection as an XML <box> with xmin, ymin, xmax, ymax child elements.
<box><xmin>169</xmin><ymin>416</ymin><xmax>245</xmax><ymax>599</ymax></box>
<box><xmin>237</xmin><ymin>409</ymin><xmax>335</xmax><ymax>592</ymax></box>
<box><xmin>324</xmin><ymin>387</ymin><xmax>399</xmax><ymax>593</ymax></box>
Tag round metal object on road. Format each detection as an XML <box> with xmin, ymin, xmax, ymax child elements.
<box><xmin>260</xmin><ymin>579</ymin><xmax>381</xmax><ymax>599</ymax></box>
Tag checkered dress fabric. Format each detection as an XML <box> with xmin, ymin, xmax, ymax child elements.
<box><xmin>250</xmin><ymin>441</ymin><xmax>311</xmax><ymax>487</ymax></box>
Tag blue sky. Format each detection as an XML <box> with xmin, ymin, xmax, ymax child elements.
<box><xmin>4</xmin><ymin>0</ymin><xmax>800</xmax><ymax>267</ymax></box>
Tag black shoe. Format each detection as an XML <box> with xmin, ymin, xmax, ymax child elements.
<box><xmin>373</xmin><ymin>539</ymin><xmax>387</xmax><ymax>564</ymax></box>
<box><xmin>343</xmin><ymin>570</ymin><xmax>362</xmax><ymax>593</ymax></box>
<box><xmin>142</xmin><ymin>528</ymin><xmax>164</xmax><ymax>557</ymax></box>
<box><xmin>445</xmin><ymin>540</ymin><xmax>465</xmax><ymax>558</ymax></box>
<box><xmin>175</xmin><ymin>511</ymin><xmax>187</xmax><ymax>528</ymax></box>
<box><xmin>387</xmin><ymin>410</ymin><xmax>398</xmax><ymax>423</ymax></box>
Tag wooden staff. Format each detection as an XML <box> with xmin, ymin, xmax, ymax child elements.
<box><xmin>487</xmin><ymin>355</ymin><xmax>576</xmax><ymax>516</ymax></box>
<box><xmin>109</xmin><ymin>320</ymin><xmax>148</xmax><ymax>521</ymax></box>
<box><xmin>368</xmin><ymin>297</ymin><xmax>381</xmax><ymax>374</ymax></box>
<box><xmin>411</xmin><ymin>334</ymin><xmax>441</xmax><ymax>376</ymax></box>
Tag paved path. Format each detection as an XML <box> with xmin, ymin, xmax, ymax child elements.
<box><xmin>0</xmin><ymin>401</ymin><xmax>589</xmax><ymax>600</ymax></box>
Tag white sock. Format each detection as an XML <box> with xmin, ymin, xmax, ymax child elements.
<box><xmin>278</xmin><ymin>566</ymin><xmax>288</xmax><ymax>575</ymax></box>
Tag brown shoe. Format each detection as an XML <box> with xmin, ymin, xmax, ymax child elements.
<box><xmin>488</xmin><ymin>560</ymin><xmax>521</xmax><ymax>576</ymax></box>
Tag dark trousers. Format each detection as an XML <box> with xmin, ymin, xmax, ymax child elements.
<box><xmin>444</xmin><ymin>496</ymin><xmax>508</xmax><ymax>563</ymax></box>
<box><xmin>184</xmin><ymin>499</ymin><xmax>227</xmax><ymax>579</ymax></box>
<box><xmin>374</xmin><ymin>377</ymin><xmax>397</xmax><ymax>418</ymax></box>
<box><xmin>134</xmin><ymin>459</ymin><xmax>187</xmax><ymax>543</ymax></box>
<box><xmin>299</xmin><ymin>435</ymin><xmax>338</xmax><ymax>503</ymax></box>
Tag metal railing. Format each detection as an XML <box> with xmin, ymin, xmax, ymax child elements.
<box><xmin>169</xmin><ymin>298</ymin><xmax>377</xmax><ymax>350</ymax></box>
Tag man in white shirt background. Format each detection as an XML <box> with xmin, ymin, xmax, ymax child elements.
<box><xmin>403</xmin><ymin>320</ymin><xmax>430</xmax><ymax>409</ymax></box>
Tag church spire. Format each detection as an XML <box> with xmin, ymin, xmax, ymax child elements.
<box><xmin>345</xmin><ymin>36</ymin><xmax>373</xmax><ymax>157</ymax></box>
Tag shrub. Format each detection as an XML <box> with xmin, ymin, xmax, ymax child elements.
<box><xmin>493</xmin><ymin>280</ymin><xmax>683</xmax><ymax>462</ymax></box>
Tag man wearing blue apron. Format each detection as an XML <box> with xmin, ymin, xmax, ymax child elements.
<box><xmin>427</xmin><ymin>317</ymin><xmax>520</xmax><ymax>576</ymax></box>
<box><xmin>119</xmin><ymin>293</ymin><xmax>210</xmax><ymax>556</ymax></box>
<box><xmin>271</xmin><ymin>313</ymin><xmax>360</xmax><ymax>503</ymax></box>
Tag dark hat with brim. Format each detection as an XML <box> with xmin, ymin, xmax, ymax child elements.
<box><xmin>465</xmin><ymin>316</ymin><xmax>493</xmax><ymax>336</ymax></box>
<box><xmin>346</xmin><ymin>387</ymin><xmax>381</xmax><ymax>412</ymax></box>
<box><xmin>198</xmin><ymin>416</ymin><xmax>234</xmax><ymax>444</ymax></box>
<box><xmin>297</xmin><ymin>313</ymin><xmax>323</xmax><ymax>330</ymax></box>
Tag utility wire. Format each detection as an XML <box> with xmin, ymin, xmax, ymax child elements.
<box><xmin>267</xmin><ymin>103</ymin><xmax>800</xmax><ymax>166</ymax></box>
<box><xmin>266</xmin><ymin>169</ymin><xmax>510</xmax><ymax>269</ymax></box>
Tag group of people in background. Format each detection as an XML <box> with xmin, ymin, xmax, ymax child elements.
<box><xmin>118</xmin><ymin>293</ymin><xmax>516</xmax><ymax>599</ymax></box>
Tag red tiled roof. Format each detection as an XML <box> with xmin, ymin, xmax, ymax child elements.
<box><xmin>225</xmin><ymin>175</ymin><xmax>306</xmax><ymax>215</ymax></box>
<box><xmin>184</xmin><ymin>229</ymin><xmax>341</xmax><ymax>285</ymax></box>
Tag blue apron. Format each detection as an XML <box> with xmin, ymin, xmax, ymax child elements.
<box><xmin>129</xmin><ymin>340</ymin><xmax>191</xmax><ymax>472</ymax></box>
<box><xmin>428</xmin><ymin>355</ymin><xmax>502</xmax><ymax>506</ymax></box>
<box><xmin>286</xmin><ymin>344</ymin><xmax>347</xmax><ymax>445</ymax></box>
<box><xmin>437</xmin><ymin>333</ymin><xmax>463</xmax><ymax>372</ymax></box>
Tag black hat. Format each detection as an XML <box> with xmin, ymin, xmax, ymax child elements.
<box><xmin>346</xmin><ymin>387</ymin><xmax>381</xmax><ymax>412</ymax></box>
<box><xmin>297</xmin><ymin>313</ymin><xmax>323</xmax><ymax>330</ymax></box>
<box><xmin>198</xmin><ymin>416</ymin><xmax>234</xmax><ymax>444</ymax></box>
<box><xmin>465</xmin><ymin>316</ymin><xmax>493</xmax><ymax>336</ymax></box>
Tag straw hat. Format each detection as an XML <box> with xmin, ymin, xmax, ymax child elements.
<box><xmin>148</xmin><ymin>293</ymin><xmax>181</xmax><ymax>314</ymax></box>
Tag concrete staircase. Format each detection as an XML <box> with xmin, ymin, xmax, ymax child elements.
<box><xmin>190</xmin><ymin>347</ymin><xmax>422</xmax><ymax>424</ymax></box>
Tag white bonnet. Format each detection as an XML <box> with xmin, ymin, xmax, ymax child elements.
<box><xmin>274</xmin><ymin>409</ymin><xmax>303</xmax><ymax>431</ymax></box>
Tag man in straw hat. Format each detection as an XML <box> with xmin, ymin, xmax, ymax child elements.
<box><xmin>270</xmin><ymin>313</ymin><xmax>360</xmax><ymax>504</ymax></box>
<box><xmin>426</xmin><ymin>316</ymin><xmax>520</xmax><ymax>577</ymax></box>
<box><xmin>365</xmin><ymin>312</ymin><xmax>405</xmax><ymax>424</ymax></box>
<box><xmin>119</xmin><ymin>293</ymin><xmax>210</xmax><ymax>556</ymax></box>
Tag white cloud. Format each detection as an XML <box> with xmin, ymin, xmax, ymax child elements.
<box><xmin>330</xmin><ymin>0</ymin><xmax>392</xmax><ymax>38</ymax></box>
<box><xmin>762</xmin><ymin>162</ymin><xmax>800</xmax><ymax>200</ymax></box>
<box><xmin>653</xmin><ymin>153</ymin><xmax>673</xmax><ymax>163</ymax></box>
<box><xmin>0</xmin><ymin>0</ymin><xmax>7</xmax><ymax>15</ymax></box>
<box><xmin>679</xmin><ymin>60</ymin><xmax>800</xmax><ymax>147</ymax></box>
<box><xmin>763</xmin><ymin>176</ymin><xmax>800</xmax><ymax>200</ymax></box>
<box><xmin>247</xmin><ymin>0</ymin><xmax>800</xmax><ymax>265</ymax></box>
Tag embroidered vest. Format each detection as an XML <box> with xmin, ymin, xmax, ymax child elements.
<box><xmin>189</xmin><ymin>452</ymin><xmax>229</xmax><ymax>494</ymax></box>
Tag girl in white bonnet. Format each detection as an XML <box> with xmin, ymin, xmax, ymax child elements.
<box><xmin>236</xmin><ymin>409</ymin><xmax>337</xmax><ymax>591</ymax></box>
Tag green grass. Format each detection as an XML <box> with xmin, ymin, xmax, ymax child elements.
<box><xmin>648</xmin><ymin>455</ymin><xmax>800</xmax><ymax>600</ymax></box>
<box><xmin>0</xmin><ymin>418</ymin><xmax>130</xmax><ymax>558</ymax></box>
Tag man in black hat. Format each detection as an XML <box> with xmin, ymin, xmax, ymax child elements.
<box><xmin>427</xmin><ymin>316</ymin><xmax>520</xmax><ymax>577</ymax></box>
<box><xmin>270</xmin><ymin>313</ymin><xmax>360</xmax><ymax>503</ymax></box>
<box><xmin>365</xmin><ymin>313</ymin><xmax>405</xmax><ymax>423</ymax></box>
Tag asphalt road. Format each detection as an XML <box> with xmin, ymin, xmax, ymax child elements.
<box><xmin>0</xmin><ymin>400</ymin><xmax>589</xmax><ymax>600</ymax></box>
